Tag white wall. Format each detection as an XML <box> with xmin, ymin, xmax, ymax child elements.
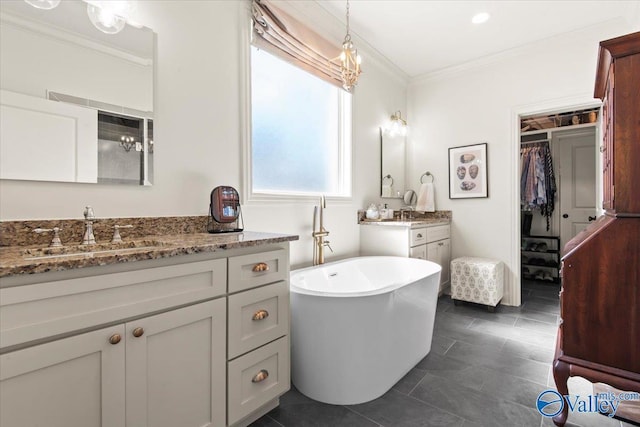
<box><xmin>407</xmin><ymin>20</ymin><xmax>636</xmax><ymax>305</ymax></box>
<box><xmin>0</xmin><ymin>0</ymin><xmax>408</xmax><ymax>269</ymax></box>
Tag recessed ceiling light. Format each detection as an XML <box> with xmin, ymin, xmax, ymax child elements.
<box><xmin>472</xmin><ymin>12</ymin><xmax>490</xmax><ymax>24</ymax></box>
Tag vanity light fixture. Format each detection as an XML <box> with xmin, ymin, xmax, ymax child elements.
<box><xmin>86</xmin><ymin>1</ymin><xmax>135</xmax><ymax>34</ymax></box>
<box><xmin>120</xmin><ymin>136</ymin><xmax>136</xmax><ymax>152</ymax></box>
<box><xmin>24</xmin><ymin>0</ymin><xmax>60</xmax><ymax>10</ymax></box>
<box><xmin>339</xmin><ymin>0</ymin><xmax>362</xmax><ymax>91</ymax></box>
<box><xmin>24</xmin><ymin>0</ymin><xmax>136</xmax><ymax>35</ymax></box>
<box><xmin>387</xmin><ymin>111</ymin><xmax>408</xmax><ymax>137</ymax></box>
<box><xmin>471</xmin><ymin>12</ymin><xmax>490</xmax><ymax>24</ymax></box>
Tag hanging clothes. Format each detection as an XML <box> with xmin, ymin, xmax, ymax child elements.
<box><xmin>520</xmin><ymin>143</ymin><xmax>556</xmax><ymax>231</ymax></box>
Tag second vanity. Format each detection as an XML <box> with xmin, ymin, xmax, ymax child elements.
<box><xmin>360</xmin><ymin>218</ymin><xmax>451</xmax><ymax>293</ymax></box>
<box><xmin>0</xmin><ymin>228</ymin><xmax>298</xmax><ymax>427</ymax></box>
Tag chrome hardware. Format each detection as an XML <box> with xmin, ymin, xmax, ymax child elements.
<box><xmin>82</xmin><ymin>206</ymin><xmax>96</xmax><ymax>245</ymax></box>
<box><xmin>400</xmin><ymin>206</ymin><xmax>415</xmax><ymax>221</ymax></box>
<box><xmin>252</xmin><ymin>262</ymin><xmax>270</xmax><ymax>272</ymax></box>
<box><xmin>251</xmin><ymin>369</ymin><xmax>269</xmax><ymax>383</ymax></box>
<box><xmin>33</xmin><ymin>227</ymin><xmax>63</xmax><ymax>247</ymax></box>
<box><xmin>252</xmin><ymin>309</ymin><xmax>269</xmax><ymax>321</ymax></box>
<box><xmin>599</xmin><ymin>145</ymin><xmax>605</xmax><ymax>153</ymax></box>
<box><xmin>109</xmin><ymin>334</ymin><xmax>122</xmax><ymax>345</ymax></box>
<box><xmin>132</xmin><ymin>327</ymin><xmax>144</xmax><ymax>338</ymax></box>
<box><xmin>112</xmin><ymin>224</ymin><xmax>134</xmax><ymax>243</ymax></box>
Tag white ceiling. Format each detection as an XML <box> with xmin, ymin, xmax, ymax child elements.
<box><xmin>318</xmin><ymin>0</ymin><xmax>640</xmax><ymax>77</ymax></box>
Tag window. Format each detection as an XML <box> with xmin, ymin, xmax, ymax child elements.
<box><xmin>249</xmin><ymin>46</ymin><xmax>352</xmax><ymax>198</ymax></box>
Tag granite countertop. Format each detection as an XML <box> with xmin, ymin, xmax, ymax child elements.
<box><xmin>0</xmin><ymin>231</ymin><xmax>299</xmax><ymax>278</ymax></box>
<box><xmin>359</xmin><ymin>218</ymin><xmax>450</xmax><ymax>227</ymax></box>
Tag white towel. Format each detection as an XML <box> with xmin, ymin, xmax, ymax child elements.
<box><xmin>416</xmin><ymin>183</ymin><xmax>435</xmax><ymax>212</ymax></box>
<box><xmin>382</xmin><ymin>184</ymin><xmax>392</xmax><ymax>198</ymax></box>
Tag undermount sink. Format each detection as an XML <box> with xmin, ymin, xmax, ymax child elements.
<box><xmin>22</xmin><ymin>240</ymin><xmax>165</xmax><ymax>260</ymax></box>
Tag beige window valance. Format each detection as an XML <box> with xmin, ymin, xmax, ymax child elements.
<box><xmin>251</xmin><ymin>0</ymin><xmax>346</xmax><ymax>90</ymax></box>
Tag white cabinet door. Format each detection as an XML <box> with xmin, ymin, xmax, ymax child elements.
<box><xmin>410</xmin><ymin>244</ymin><xmax>427</xmax><ymax>260</ymax></box>
<box><xmin>427</xmin><ymin>239</ymin><xmax>451</xmax><ymax>292</ymax></box>
<box><xmin>126</xmin><ymin>298</ymin><xmax>227</xmax><ymax>427</ymax></box>
<box><xmin>439</xmin><ymin>239</ymin><xmax>451</xmax><ymax>288</ymax></box>
<box><xmin>0</xmin><ymin>325</ymin><xmax>125</xmax><ymax>427</ymax></box>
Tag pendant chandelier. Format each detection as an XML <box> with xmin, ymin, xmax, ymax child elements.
<box><xmin>339</xmin><ymin>0</ymin><xmax>362</xmax><ymax>91</ymax></box>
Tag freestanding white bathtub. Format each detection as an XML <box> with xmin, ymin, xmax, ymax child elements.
<box><xmin>289</xmin><ymin>256</ymin><xmax>441</xmax><ymax>405</ymax></box>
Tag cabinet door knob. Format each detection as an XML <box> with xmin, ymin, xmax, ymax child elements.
<box><xmin>109</xmin><ymin>333</ymin><xmax>122</xmax><ymax>345</ymax></box>
<box><xmin>132</xmin><ymin>327</ymin><xmax>145</xmax><ymax>338</ymax></box>
<box><xmin>416</xmin><ymin>233</ymin><xmax>423</xmax><ymax>238</ymax></box>
<box><xmin>252</xmin><ymin>262</ymin><xmax>270</xmax><ymax>272</ymax></box>
<box><xmin>252</xmin><ymin>309</ymin><xmax>269</xmax><ymax>321</ymax></box>
<box><xmin>562</xmin><ymin>214</ymin><xmax>569</xmax><ymax>218</ymax></box>
<box><xmin>252</xmin><ymin>369</ymin><xmax>269</xmax><ymax>383</ymax></box>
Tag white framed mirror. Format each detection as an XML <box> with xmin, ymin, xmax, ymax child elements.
<box><xmin>380</xmin><ymin>128</ymin><xmax>406</xmax><ymax>198</ymax></box>
<box><xmin>0</xmin><ymin>0</ymin><xmax>155</xmax><ymax>185</ymax></box>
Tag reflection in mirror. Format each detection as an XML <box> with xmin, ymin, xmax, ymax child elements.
<box><xmin>0</xmin><ymin>0</ymin><xmax>154</xmax><ymax>185</ymax></box>
<box><xmin>380</xmin><ymin>128</ymin><xmax>406</xmax><ymax>198</ymax></box>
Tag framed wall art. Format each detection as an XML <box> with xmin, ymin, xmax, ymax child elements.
<box><xmin>448</xmin><ymin>143</ymin><xmax>488</xmax><ymax>199</ymax></box>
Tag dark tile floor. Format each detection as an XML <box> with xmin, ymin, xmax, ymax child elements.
<box><xmin>251</xmin><ymin>281</ymin><xmax>636</xmax><ymax>427</ymax></box>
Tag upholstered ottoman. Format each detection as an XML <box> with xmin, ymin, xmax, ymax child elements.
<box><xmin>450</xmin><ymin>257</ymin><xmax>504</xmax><ymax>312</ymax></box>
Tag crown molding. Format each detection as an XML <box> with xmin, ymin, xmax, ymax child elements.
<box><xmin>409</xmin><ymin>17</ymin><xmax>633</xmax><ymax>88</ymax></box>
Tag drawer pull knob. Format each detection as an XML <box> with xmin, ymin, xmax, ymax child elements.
<box><xmin>252</xmin><ymin>309</ymin><xmax>269</xmax><ymax>321</ymax></box>
<box><xmin>252</xmin><ymin>262</ymin><xmax>270</xmax><ymax>272</ymax></box>
<box><xmin>132</xmin><ymin>327</ymin><xmax>145</xmax><ymax>338</ymax></box>
<box><xmin>109</xmin><ymin>334</ymin><xmax>122</xmax><ymax>345</ymax></box>
<box><xmin>416</xmin><ymin>233</ymin><xmax>423</xmax><ymax>238</ymax></box>
<box><xmin>252</xmin><ymin>369</ymin><xmax>269</xmax><ymax>383</ymax></box>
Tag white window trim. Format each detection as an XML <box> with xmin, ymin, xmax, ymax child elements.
<box><xmin>239</xmin><ymin>10</ymin><xmax>353</xmax><ymax>205</ymax></box>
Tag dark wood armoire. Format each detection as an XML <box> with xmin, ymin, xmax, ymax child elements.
<box><xmin>552</xmin><ymin>31</ymin><xmax>640</xmax><ymax>426</ymax></box>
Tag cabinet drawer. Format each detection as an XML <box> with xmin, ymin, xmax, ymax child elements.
<box><xmin>228</xmin><ymin>281</ymin><xmax>289</xmax><ymax>359</ymax></box>
<box><xmin>228</xmin><ymin>336</ymin><xmax>290</xmax><ymax>426</ymax></box>
<box><xmin>0</xmin><ymin>259</ymin><xmax>227</xmax><ymax>350</ymax></box>
<box><xmin>410</xmin><ymin>228</ymin><xmax>427</xmax><ymax>247</ymax></box>
<box><xmin>426</xmin><ymin>225</ymin><xmax>450</xmax><ymax>242</ymax></box>
<box><xmin>228</xmin><ymin>249</ymin><xmax>287</xmax><ymax>293</ymax></box>
<box><xmin>409</xmin><ymin>245</ymin><xmax>427</xmax><ymax>260</ymax></box>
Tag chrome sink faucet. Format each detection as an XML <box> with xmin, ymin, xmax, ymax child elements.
<box><xmin>82</xmin><ymin>206</ymin><xmax>96</xmax><ymax>245</ymax></box>
<box><xmin>400</xmin><ymin>206</ymin><xmax>415</xmax><ymax>221</ymax></box>
<box><xmin>312</xmin><ymin>195</ymin><xmax>332</xmax><ymax>265</ymax></box>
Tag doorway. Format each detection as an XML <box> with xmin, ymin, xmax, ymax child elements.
<box><xmin>516</xmin><ymin>104</ymin><xmax>600</xmax><ymax>305</ymax></box>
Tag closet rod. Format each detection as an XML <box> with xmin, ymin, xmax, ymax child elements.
<box><xmin>520</xmin><ymin>140</ymin><xmax>550</xmax><ymax>146</ymax></box>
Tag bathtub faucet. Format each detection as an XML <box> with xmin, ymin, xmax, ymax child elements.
<box><xmin>312</xmin><ymin>195</ymin><xmax>332</xmax><ymax>265</ymax></box>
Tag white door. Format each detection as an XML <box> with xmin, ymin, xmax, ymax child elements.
<box><xmin>557</xmin><ymin>128</ymin><xmax>597</xmax><ymax>247</ymax></box>
<box><xmin>0</xmin><ymin>325</ymin><xmax>125</xmax><ymax>427</ymax></box>
<box><xmin>125</xmin><ymin>298</ymin><xmax>227</xmax><ymax>427</ymax></box>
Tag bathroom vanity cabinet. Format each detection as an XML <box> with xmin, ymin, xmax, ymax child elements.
<box><xmin>0</xmin><ymin>243</ymin><xmax>292</xmax><ymax>427</ymax></box>
<box><xmin>552</xmin><ymin>31</ymin><xmax>640</xmax><ymax>426</ymax></box>
<box><xmin>360</xmin><ymin>222</ymin><xmax>451</xmax><ymax>293</ymax></box>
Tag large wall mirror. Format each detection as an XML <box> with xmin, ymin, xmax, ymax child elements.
<box><xmin>0</xmin><ymin>1</ymin><xmax>155</xmax><ymax>185</ymax></box>
<box><xmin>380</xmin><ymin>128</ymin><xmax>406</xmax><ymax>198</ymax></box>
